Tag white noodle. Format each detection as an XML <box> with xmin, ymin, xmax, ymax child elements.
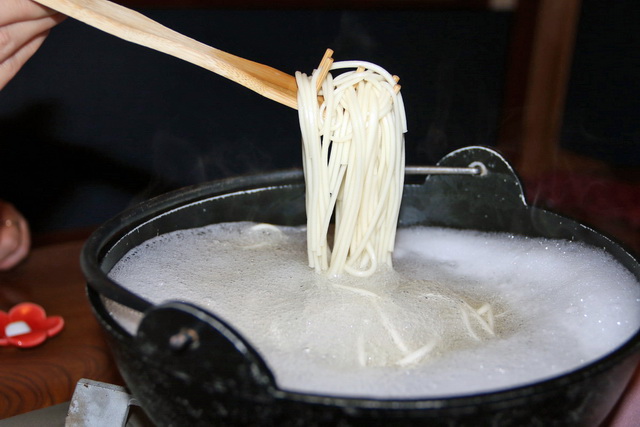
<box><xmin>296</xmin><ymin>61</ymin><xmax>406</xmax><ymax>277</ymax></box>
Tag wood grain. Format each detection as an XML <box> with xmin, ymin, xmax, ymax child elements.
<box><xmin>33</xmin><ymin>0</ymin><xmax>299</xmax><ymax>109</ymax></box>
<box><xmin>498</xmin><ymin>0</ymin><xmax>582</xmax><ymax>179</ymax></box>
<box><xmin>0</xmin><ymin>239</ymin><xmax>123</xmax><ymax>419</ymax></box>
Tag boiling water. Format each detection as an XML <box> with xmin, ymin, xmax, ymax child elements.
<box><xmin>108</xmin><ymin>222</ymin><xmax>640</xmax><ymax>398</ymax></box>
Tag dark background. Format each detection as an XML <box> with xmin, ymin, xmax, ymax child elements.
<box><xmin>0</xmin><ymin>0</ymin><xmax>637</xmax><ymax>233</ymax></box>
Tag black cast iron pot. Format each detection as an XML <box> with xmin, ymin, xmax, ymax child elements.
<box><xmin>81</xmin><ymin>146</ymin><xmax>640</xmax><ymax>426</ymax></box>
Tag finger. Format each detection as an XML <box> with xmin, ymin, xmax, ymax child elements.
<box><xmin>0</xmin><ymin>0</ymin><xmax>59</xmax><ymax>27</ymax></box>
<box><xmin>0</xmin><ymin>29</ymin><xmax>48</xmax><ymax>89</ymax></box>
<box><xmin>0</xmin><ymin>201</ymin><xmax>31</xmax><ymax>270</ymax></box>
<box><xmin>0</xmin><ymin>220</ymin><xmax>22</xmax><ymax>270</ymax></box>
<box><xmin>0</xmin><ymin>221</ymin><xmax>20</xmax><ymax>258</ymax></box>
<box><xmin>0</xmin><ymin>13</ymin><xmax>62</xmax><ymax>63</ymax></box>
<box><xmin>0</xmin><ymin>218</ymin><xmax>30</xmax><ymax>270</ymax></box>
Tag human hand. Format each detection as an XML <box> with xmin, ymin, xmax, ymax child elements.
<box><xmin>0</xmin><ymin>0</ymin><xmax>65</xmax><ymax>90</ymax></box>
<box><xmin>0</xmin><ymin>200</ymin><xmax>31</xmax><ymax>270</ymax></box>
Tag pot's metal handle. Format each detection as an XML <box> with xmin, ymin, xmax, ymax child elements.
<box><xmin>431</xmin><ymin>145</ymin><xmax>526</xmax><ymax>205</ymax></box>
<box><xmin>400</xmin><ymin>146</ymin><xmax>528</xmax><ymax>231</ymax></box>
<box><xmin>135</xmin><ymin>301</ymin><xmax>276</xmax><ymax>394</ymax></box>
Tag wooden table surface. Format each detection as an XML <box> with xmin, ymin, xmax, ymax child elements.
<box><xmin>0</xmin><ymin>234</ymin><xmax>123</xmax><ymax>419</ymax></box>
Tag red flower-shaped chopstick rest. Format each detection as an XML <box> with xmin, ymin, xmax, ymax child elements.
<box><xmin>0</xmin><ymin>303</ymin><xmax>64</xmax><ymax>348</ymax></box>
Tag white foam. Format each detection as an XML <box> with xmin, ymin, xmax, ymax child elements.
<box><xmin>108</xmin><ymin>223</ymin><xmax>640</xmax><ymax>398</ymax></box>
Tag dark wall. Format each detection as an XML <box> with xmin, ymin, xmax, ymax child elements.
<box><xmin>560</xmin><ymin>0</ymin><xmax>640</xmax><ymax>166</ymax></box>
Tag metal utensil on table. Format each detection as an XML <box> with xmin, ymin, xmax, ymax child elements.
<box><xmin>33</xmin><ymin>0</ymin><xmax>307</xmax><ymax>109</ymax></box>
